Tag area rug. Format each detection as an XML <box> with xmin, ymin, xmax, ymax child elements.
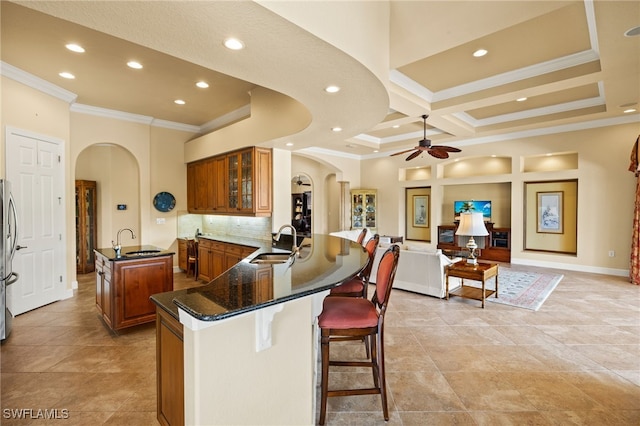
<box><xmin>486</xmin><ymin>268</ymin><xmax>563</xmax><ymax>311</ymax></box>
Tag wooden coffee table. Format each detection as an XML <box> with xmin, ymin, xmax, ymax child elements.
<box><xmin>445</xmin><ymin>261</ymin><xmax>498</xmax><ymax>308</ymax></box>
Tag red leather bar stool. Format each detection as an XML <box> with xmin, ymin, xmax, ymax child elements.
<box><xmin>355</xmin><ymin>228</ymin><xmax>368</xmax><ymax>245</ymax></box>
<box><xmin>328</xmin><ymin>234</ymin><xmax>379</xmax><ymax>298</ymax></box>
<box><xmin>317</xmin><ymin>244</ymin><xmax>400</xmax><ymax>425</ymax></box>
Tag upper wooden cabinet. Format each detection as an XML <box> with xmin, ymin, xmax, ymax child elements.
<box><xmin>187</xmin><ymin>147</ymin><xmax>272</xmax><ymax>216</ymax></box>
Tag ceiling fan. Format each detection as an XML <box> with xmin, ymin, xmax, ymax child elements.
<box><xmin>292</xmin><ymin>175</ymin><xmax>311</xmax><ymax>186</ymax></box>
<box><xmin>391</xmin><ymin>115</ymin><xmax>461</xmax><ymax>161</ymax></box>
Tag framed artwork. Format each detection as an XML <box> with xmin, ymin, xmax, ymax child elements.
<box><xmin>413</xmin><ymin>195</ymin><xmax>428</xmax><ymax>227</ymax></box>
<box><xmin>537</xmin><ymin>191</ymin><xmax>563</xmax><ymax>233</ymax></box>
<box><xmin>405</xmin><ymin>187</ymin><xmax>430</xmax><ymax>242</ymax></box>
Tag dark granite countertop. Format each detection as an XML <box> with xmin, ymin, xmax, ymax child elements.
<box><xmin>151</xmin><ymin>234</ymin><xmax>367</xmax><ymax>322</ymax></box>
<box><xmin>95</xmin><ymin>245</ymin><xmax>175</xmax><ymax>261</ymax></box>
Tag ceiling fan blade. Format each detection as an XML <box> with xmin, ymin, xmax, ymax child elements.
<box><xmin>431</xmin><ymin>145</ymin><xmax>461</xmax><ymax>153</ymax></box>
<box><xmin>391</xmin><ymin>148</ymin><xmax>416</xmax><ymax>156</ymax></box>
<box><xmin>428</xmin><ymin>148</ymin><xmax>449</xmax><ymax>159</ymax></box>
<box><xmin>405</xmin><ymin>150</ymin><xmax>422</xmax><ymax>161</ymax></box>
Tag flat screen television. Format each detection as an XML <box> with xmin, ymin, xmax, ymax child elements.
<box><xmin>454</xmin><ymin>200</ymin><xmax>491</xmax><ymax>222</ymax></box>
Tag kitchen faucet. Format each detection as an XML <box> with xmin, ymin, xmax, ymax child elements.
<box><xmin>112</xmin><ymin>228</ymin><xmax>136</xmax><ymax>256</ymax></box>
<box><xmin>274</xmin><ymin>224</ymin><xmax>299</xmax><ymax>257</ymax></box>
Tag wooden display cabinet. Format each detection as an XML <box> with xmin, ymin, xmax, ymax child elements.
<box><xmin>76</xmin><ymin>180</ymin><xmax>97</xmax><ymax>273</ymax></box>
<box><xmin>350</xmin><ymin>189</ymin><xmax>377</xmax><ymax>231</ymax></box>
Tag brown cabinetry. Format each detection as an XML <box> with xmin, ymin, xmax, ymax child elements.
<box><xmin>156</xmin><ymin>308</ymin><xmax>184</xmax><ymax>426</ymax></box>
<box><xmin>76</xmin><ymin>180</ymin><xmax>97</xmax><ymax>273</ymax></box>
<box><xmin>197</xmin><ymin>239</ymin><xmax>256</xmax><ymax>283</ymax></box>
<box><xmin>95</xmin><ymin>252</ymin><xmax>174</xmax><ymax>331</ymax></box>
<box><xmin>437</xmin><ymin>224</ymin><xmax>511</xmax><ymax>262</ymax></box>
<box><xmin>187</xmin><ymin>147</ymin><xmax>272</xmax><ymax>216</ymax></box>
<box><xmin>177</xmin><ymin>239</ymin><xmax>187</xmax><ymax>271</ymax></box>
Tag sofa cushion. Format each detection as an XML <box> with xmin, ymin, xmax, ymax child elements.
<box><xmin>370</xmin><ymin>246</ymin><xmax>461</xmax><ymax>298</ymax></box>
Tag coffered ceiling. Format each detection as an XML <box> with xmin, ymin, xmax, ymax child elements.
<box><xmin>1</xmin><ymin>1</ymin><xmax>638</xmax><ymax>158</ymax></box>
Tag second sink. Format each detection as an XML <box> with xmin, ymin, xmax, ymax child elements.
<box><xmin>125</xmin><ymin>250</ymin><xmax>161</xmax><ymax>256</ymax></box>
<box><xmin>250</xmin><ymin>253</ymin><xmax>292</xmax><ymax>264</ymax></box>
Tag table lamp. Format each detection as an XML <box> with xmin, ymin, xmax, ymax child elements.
<box><xmin>456</xmin><ymin>212</ymin><xmax>489</xmax><ymax>264</ymax></box>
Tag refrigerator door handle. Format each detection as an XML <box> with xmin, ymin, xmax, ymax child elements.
<box><xmin>5</xmin><ymin>272</ymin><xmax>18</xmax><ymax>286</ymax></box>
<box><xmin>8</xmin><ymin>192</ymin><xmax>18</xmax><ymax>262</ymax></box>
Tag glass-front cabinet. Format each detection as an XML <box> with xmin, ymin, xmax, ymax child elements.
<box><xmin>187</xmin><ymin>147</ymin><xmax>271</xmax><ymax>216</ymax></box>
<box><xmin>227</xmin><ymin>148</ymin><xmax>262</xmax><ymax>213</ymax></box>
<box><xmin>350</xmin><ymin>189</ymin><xmax>377</xmax><ymax>231</ymax></box>
<box><xmin>76</xmin><ymin>180</ymin><xmax>97</xmax><ymax>273</ymax></box>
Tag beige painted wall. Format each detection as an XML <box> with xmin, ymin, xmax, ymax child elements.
<box><xmin>291</xmin><ymin>154</ymin><xmax>342</xmax><ymax>235</ymax></box>
<box><xmin>1</xmin><ymin>76</ymin><xmax>75</xmax><ymax>287</ymax></box>
<box><xmin>357</xmin><ymin>122</ymin><xmax>638</xmax><ymax>275</ymax></box>
<box><xmin>76</xmin><ymin>145</ymin><xmax>139</xmax><ymax>249</ymax></box>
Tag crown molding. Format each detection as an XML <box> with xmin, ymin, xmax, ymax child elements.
<box><xmin>1</xmin><ymin>61</ymin><xmax>77</xmax><ymax>103</ymax></box>
<box><xmin>2</xmin><ymin>62</ymin><xmax>202</xmax><ymax>133</ymax></box>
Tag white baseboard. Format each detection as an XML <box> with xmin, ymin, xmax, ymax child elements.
<box><xmin>510</xmin><ymin>257</ymin><xmax>628</xmax><ymax>277</ymax></box>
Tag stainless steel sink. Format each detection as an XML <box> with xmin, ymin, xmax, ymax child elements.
<box><xmin>249</xmin><ymin>253</ymin><xmax>292</xmax><ymax>264</ymax></box>
<box><xmin>125</xmin><ymin>250</ymin><xmax>162</xmax><ymax>256</ymax></box>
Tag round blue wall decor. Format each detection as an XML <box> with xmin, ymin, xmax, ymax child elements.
<box><xmin>153</xmin><ymin>191</ymin><xmax>176</xmax><ymax>212</ymax></box>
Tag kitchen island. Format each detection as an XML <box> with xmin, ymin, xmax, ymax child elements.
<box><xmin>151</xmin><ymin>234</ymin><xmax>367</xmax><ymax>426</ymax></box>
<box><xmin>95</xmin><ymin>245</ymin><xmax>174</xmax><ymax>332</ymax></box>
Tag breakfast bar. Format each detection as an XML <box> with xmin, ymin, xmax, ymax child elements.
<box><xmin>150</xmin><ymin>234</ymin><xmax>368</xmax><ymax>426</ymax></box>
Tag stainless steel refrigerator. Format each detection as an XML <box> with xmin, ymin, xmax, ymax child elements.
<box><xmin>1</xmin><ymin>180</ymin><xmax>19</xmax><ymax>341</ymax></box>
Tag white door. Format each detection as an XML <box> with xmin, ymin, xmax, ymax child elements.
<box><xmin>6</xmin><ymin>127</ymin><xmax>66</xmax><ymax>315</ymax></box>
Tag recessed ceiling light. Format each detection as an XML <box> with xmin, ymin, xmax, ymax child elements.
<box><xmin>392</xmin><ymin>125</ymin><xmax>400</xmax><ymax>129</ymax></box>
<box><xmin>224</xmin><ymin>38</ymin><xmax>244</xmax><ymax>50</ymax></box>
<box><xmin>473</xmin><ymin>49</ymin><xmax>488</xmax><ymax>57</ymax></box>
<box><xmin>65</xmin><ymin>43</ymin><xmax>85</xmax><ymax>53</ymax></box>
<box><xmin>332</xmin><ymin>127</ymin><xmax>342</xmax><ymax>132</ymax></box>
<box><xmin>58</xmin><ymin>72</ymin><xmax>75</xmax><ymax>79</ymax></box>
<box><xmin>624</xmin><ymin>25</ymin><xmax>640</xmax><ymax>37</ymax></box>
<box><xmin>516</xmin><ymin>97</ymin><xmax>528</xmax><ymax>102</ymax></box>
<box><xmin>174</xmin><ymin>99</ymin><xmax>186</xmax><ymax>105</ymax></box>
<box><xmin>373</xmin><ymin>150</ymin><xmax>379</xmax><ymax>153</ymax></box>
<box><xmin>127</xmin><ymin>61</ymin><xmax>143</xmax><ymax>69</ymax></box>
<box><xmin>286</xmin><ymin>142</ymin><xmax>294</xmax><ymax>147</ymax></box>
<box><xmin>624</xmin><ymin>108</ymin><xmax>637</xmax><ymax>113</ymax></box>
<box><xmin>325</xmin><ymin>85</ymin><xmax>340</xmax><ymax>93</ymax></box>
<box><xmin>196</xmin><ymin>81</ymin><xmax>209</xmax><ymax>89</ymax></box>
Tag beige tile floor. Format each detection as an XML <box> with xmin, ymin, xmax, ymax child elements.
<box><xmin>1</xmin><ymin>265</ymin><xmax>639</xmax><ymax>425</ymax></box>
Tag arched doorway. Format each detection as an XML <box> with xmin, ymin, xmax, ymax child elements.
<box><xmin>75</xmin><ymin>144</ymin><xmax>140</xmax><ymax>267</ymax></box>
<box><xmin>291</xmin><ymin>174</ymin><xmax>312</xmax><ymax>237</ymax></box>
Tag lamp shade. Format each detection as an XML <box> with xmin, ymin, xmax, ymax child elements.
<box><xmin>455</xmin><ymin>212</ymin><xmax>489</xmax><ymax>237</ymax></box>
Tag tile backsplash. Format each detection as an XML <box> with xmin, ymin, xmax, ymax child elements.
<box><xmin>177</xmin><ymin>211</ymin><xmax>272</xmax><ymax>241</ymax></box>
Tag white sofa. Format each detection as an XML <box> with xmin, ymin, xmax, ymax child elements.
<box><xmin>329</xmin><ymin>229</ymin><xmax>375</xmax><ymax>243</ymax></box>
<box><xmin>369</xmin><ymin>244</ymin><xmax>462</xmax><ymax>298</ymax></box>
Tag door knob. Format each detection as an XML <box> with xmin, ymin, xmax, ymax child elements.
<box><xmin>16</xmin><ymin>245</ymin><xmax>27</xmax><ymax>251</ymax></box>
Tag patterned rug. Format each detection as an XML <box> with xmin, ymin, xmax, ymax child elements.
<box><xmin>487</xmin><ymin>268</ymin><xmax>563</xmax><ymax>311</ymax></box>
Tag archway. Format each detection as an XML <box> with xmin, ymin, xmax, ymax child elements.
<box><xmin>291</xmin><ymin>173</ymin><xmax>312</xmax><ymax>237</ymax></box>
<box><xmin>75</xmin><ymin>144</ymin><xmax>140</xmax><ymax>264</ymax></box>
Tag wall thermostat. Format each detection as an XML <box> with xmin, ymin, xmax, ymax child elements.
<box><xmin>117</xmin><ymin>204</ymin><xmax>127</xmax><ymax>210</ymax></box>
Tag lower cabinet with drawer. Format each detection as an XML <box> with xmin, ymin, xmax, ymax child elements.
<box><xmin>197</xmin><ymin>238</ymin><xmax>257</xmax><ymax>283</ymax></box>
